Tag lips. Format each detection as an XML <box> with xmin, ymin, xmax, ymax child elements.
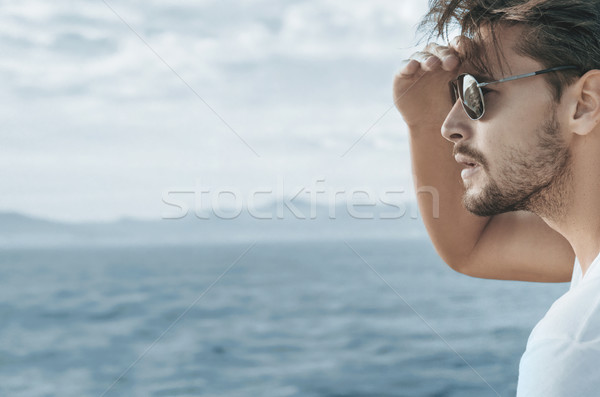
<box><xmin>454</xmin><ymin>154</ymin><xmax>479</xmax><ymax>168</ymax></box>
<box><xmin>454</xmin><ymin>154</ymin><xmax>481</xmax><ymax>180</ymax></box>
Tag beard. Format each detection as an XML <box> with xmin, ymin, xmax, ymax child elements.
<box><xmin>460</xmin><ymin>111</ymin><xmax>572</xmax><ymax>220</ymax></box>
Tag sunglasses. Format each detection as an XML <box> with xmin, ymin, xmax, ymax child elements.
<box><xmin>449</xmin><ymin>65</ymin><xmax>579</xmax><ymax>120</ymax></box>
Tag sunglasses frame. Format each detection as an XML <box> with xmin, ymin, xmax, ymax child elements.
<box><xmin>449</xmin><ymin>65</ymin><xmax>579</xmax><ymax>120</ymax></box>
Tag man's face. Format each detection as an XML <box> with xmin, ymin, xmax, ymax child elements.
<box><xmin>442</xmin><ymin>25</ymin><xmax>572</xmax><ymax>218</ymax></box>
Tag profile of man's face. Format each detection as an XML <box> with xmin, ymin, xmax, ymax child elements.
<box><xmin>443</xmin><ymin>25</ymin><xmax>573</xmax><ymax>219</ymax></box>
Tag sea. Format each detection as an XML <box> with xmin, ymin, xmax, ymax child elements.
<box><xmin>0</xmin><ymin>238</ymin><xmax>569</xmax><ymax>397</ymax></box>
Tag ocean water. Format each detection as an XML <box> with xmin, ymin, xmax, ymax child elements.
<box><xmin>0</xmin><ymin>239</ymin><xmax>568</xmax><ymax>397</ymax></box>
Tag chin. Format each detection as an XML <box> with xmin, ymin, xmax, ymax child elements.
<box><xmin>462</xmin><ymin>186</ymin><xmax>527</xmax><ymax>217</ymax></box>
<box><xmin>462</xmin><ymin>184</ymin><xmax>508</xmax><ymax>217</ymax></box>
<box><xmin>462</xmin><ymin>197</ymin><xmax>489</xmax><ymax>217</ymax></box>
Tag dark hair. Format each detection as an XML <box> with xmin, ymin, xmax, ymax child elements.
<box><xmin>419</xmin><ymin>0</ymin><xmax>600</xmax><ymax>101</ymax></box>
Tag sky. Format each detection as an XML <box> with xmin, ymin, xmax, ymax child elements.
<box><xmin>1</xmin><ymin>0</ymin><xmax>435</xmax><ymax>222</ymax></box>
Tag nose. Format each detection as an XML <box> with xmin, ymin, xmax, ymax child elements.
<box><xmin>441</xmin><ymin>100</ymin><xmax>472</xmax><ymax>143</ymax></box>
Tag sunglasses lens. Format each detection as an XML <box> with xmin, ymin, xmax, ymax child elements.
<box><xmin>460</xmin><ymin>74</ymin><xmax>484</xmax><ymax>119</ymax></box>
<box><xmin>449</xmin><ymin>82</ymin><xmax>458</xmax><ymax>104</ymax></box>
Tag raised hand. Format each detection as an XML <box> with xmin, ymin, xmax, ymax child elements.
<box><xmin>393</xmin><ymin>38</ymin><xmax>462</xmax><ymax>129</ymax></box>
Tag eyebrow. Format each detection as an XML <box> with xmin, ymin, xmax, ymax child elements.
<box><xmin>470</xmin><ymin>72</ymin><xmax>497</xmax><ymax>83</ymax></box>
<box><xmin>460</xmin><ymin>63</ymin><xmax>498</xmax><ymax>83</ymax></box>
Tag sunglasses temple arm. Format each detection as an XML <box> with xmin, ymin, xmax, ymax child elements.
<box><xmin>477</xmin><ymin>66</ymin><xmax>579</xmax><ymax>88</ymax></box>
<box><xmin>477</xmin><ymin>72</ymin><xmax>537</xmax><ymax>88</ymax></box>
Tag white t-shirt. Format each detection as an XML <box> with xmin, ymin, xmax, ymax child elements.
<box><xmin>516</xmin><ymin>251</ymin><xmax>600</xmax><ymax>396</ymax></box>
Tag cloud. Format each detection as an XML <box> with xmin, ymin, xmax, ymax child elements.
<box><xmin>0</xmin><ymin>0</ymin><xmax>428</xmax><ymax>221</ymax></box>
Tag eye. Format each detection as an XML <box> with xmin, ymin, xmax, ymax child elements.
<box><xmin>480</xmin><ymin>87</ymin><xmax>493</xmax><ymax>96</ymax></box>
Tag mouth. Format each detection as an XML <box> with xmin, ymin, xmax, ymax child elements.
<box><xmin>455</xmin><ymin>154</ymin><xmax>480</xmax><ymax>166</ymax></box>
<box><xmin>454</xmin><ymin>154</ymin><xmax>482</xmax><ymax>180</ymax></box>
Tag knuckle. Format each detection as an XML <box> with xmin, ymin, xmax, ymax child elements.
<box><xmin>410</xmin><ymin>51</ymin><xmax>430</xmax><ymax>62</ymax></box>
<box><xmin>424</xmin><ymin>42</ymin><xmax>439</xmax><ymax>51</ymax></box>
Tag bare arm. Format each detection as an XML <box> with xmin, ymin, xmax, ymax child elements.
<box><xmin>394</xmin><ymin>41</ymin><xmax>574</xmax><ymax>282</ymax></box>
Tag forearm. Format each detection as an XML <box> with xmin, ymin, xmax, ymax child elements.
<box><xmin>408</xmin><ymin>125</ymin><xmax>490</xmax><ymax>271</ymax></box>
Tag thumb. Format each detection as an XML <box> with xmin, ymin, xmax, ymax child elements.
<box><xmin>450</xmin><ymin>35</ymin><xmax>466</xmax><ymax>52</ymax></box>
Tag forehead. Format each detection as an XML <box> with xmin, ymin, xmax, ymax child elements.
<box><xmin>458</xmin><ymin>24</ymin><xmax>542</xmax><ymax>80</ymax></box>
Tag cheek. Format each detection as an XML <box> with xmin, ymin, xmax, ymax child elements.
<box><xmin>485</xmin><ymin>85</ymin><xmax>550</xmax><ymax>130</ymax></box>
<box><xmin>475</xmin><ymin>126</ymin><xmax>536</xmax><ymax>177</ymax></box>
<box><xmin>478</xmin><ymin>107</ymin><xmax>547</xmax><ymax>155</ymax></box>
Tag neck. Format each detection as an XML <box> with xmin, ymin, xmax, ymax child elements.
<box><xmin>538</xmin><ymin>133</ymin><xmax>600</xmax><ymax>276</ymax></box>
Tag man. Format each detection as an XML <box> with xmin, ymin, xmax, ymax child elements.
<box><xmin>394</xmin><ymin>0</ymin><xmax>600</xmax><ymax>395</ymax></box>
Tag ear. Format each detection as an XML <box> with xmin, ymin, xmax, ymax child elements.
<box><xmin>569</xmin><ymin>70</ymin><xmax>600</xmax><ymax>136</ymax></box>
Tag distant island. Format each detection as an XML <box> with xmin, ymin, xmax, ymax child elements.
<box><xmin>0</xmin><ymin>201</ymin><xmax>427</xmax><ymax>248</ymax></box>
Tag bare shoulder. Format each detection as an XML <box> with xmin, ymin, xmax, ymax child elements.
<box><xmin>460</xmin><ymin>211</ymin><xmax>574</xmax><ymax>282</ymax></box>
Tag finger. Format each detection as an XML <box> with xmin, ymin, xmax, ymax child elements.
<box><xmin>408</xmin><ymin>45</ymin><xmax>459</xmax><ymax>72</ymax></box>
<box><xmin>450</xmin><ymin>35</ymin><xmax>470</xmax><ymax>55</ymax></box>
<box><xmin>405</xmin><ymin>51</ymin><xmax>441</xmax><ymax>72</ymax></box>
<box><xmin>398</xmin><ymin>58</ymin><xmax>420</xmax><ymax>76</ymax></box>
<box><xmin>425</xmin><ymin>42</ymin><xmax>457</xmax><ymax>58</ymax></box>
<box><xmin>427</xmin><ymin>44</ymin><xmax>461</xmax><ymax>71</ymax></box>
<box><xmin>441</xmin><ymin>54</ymin><xmax>460</xmax><ymax>71</ymax></box>
<box><xmin>421</xmin><ymin>44</ymin><xmax>459</xmax><ymax>71</ymax></box>
<box><xmin>410</xmin><ymin>50</ymin><xmax>434</xmax><ymax>63</ymax></box>
<box><xmin>421</xmin><ymin>55</ymin><xmax>443</xmax><ymax>71</ymax></box>
<box><xmin>450</xmin><ymin>36</ymin><xmax>462</xmax><ymax>50</ymax></box>
<box><xmin>424</xmin><ymin>42</ymin><xmax>446</xmax><ymax>54</ymax></box>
